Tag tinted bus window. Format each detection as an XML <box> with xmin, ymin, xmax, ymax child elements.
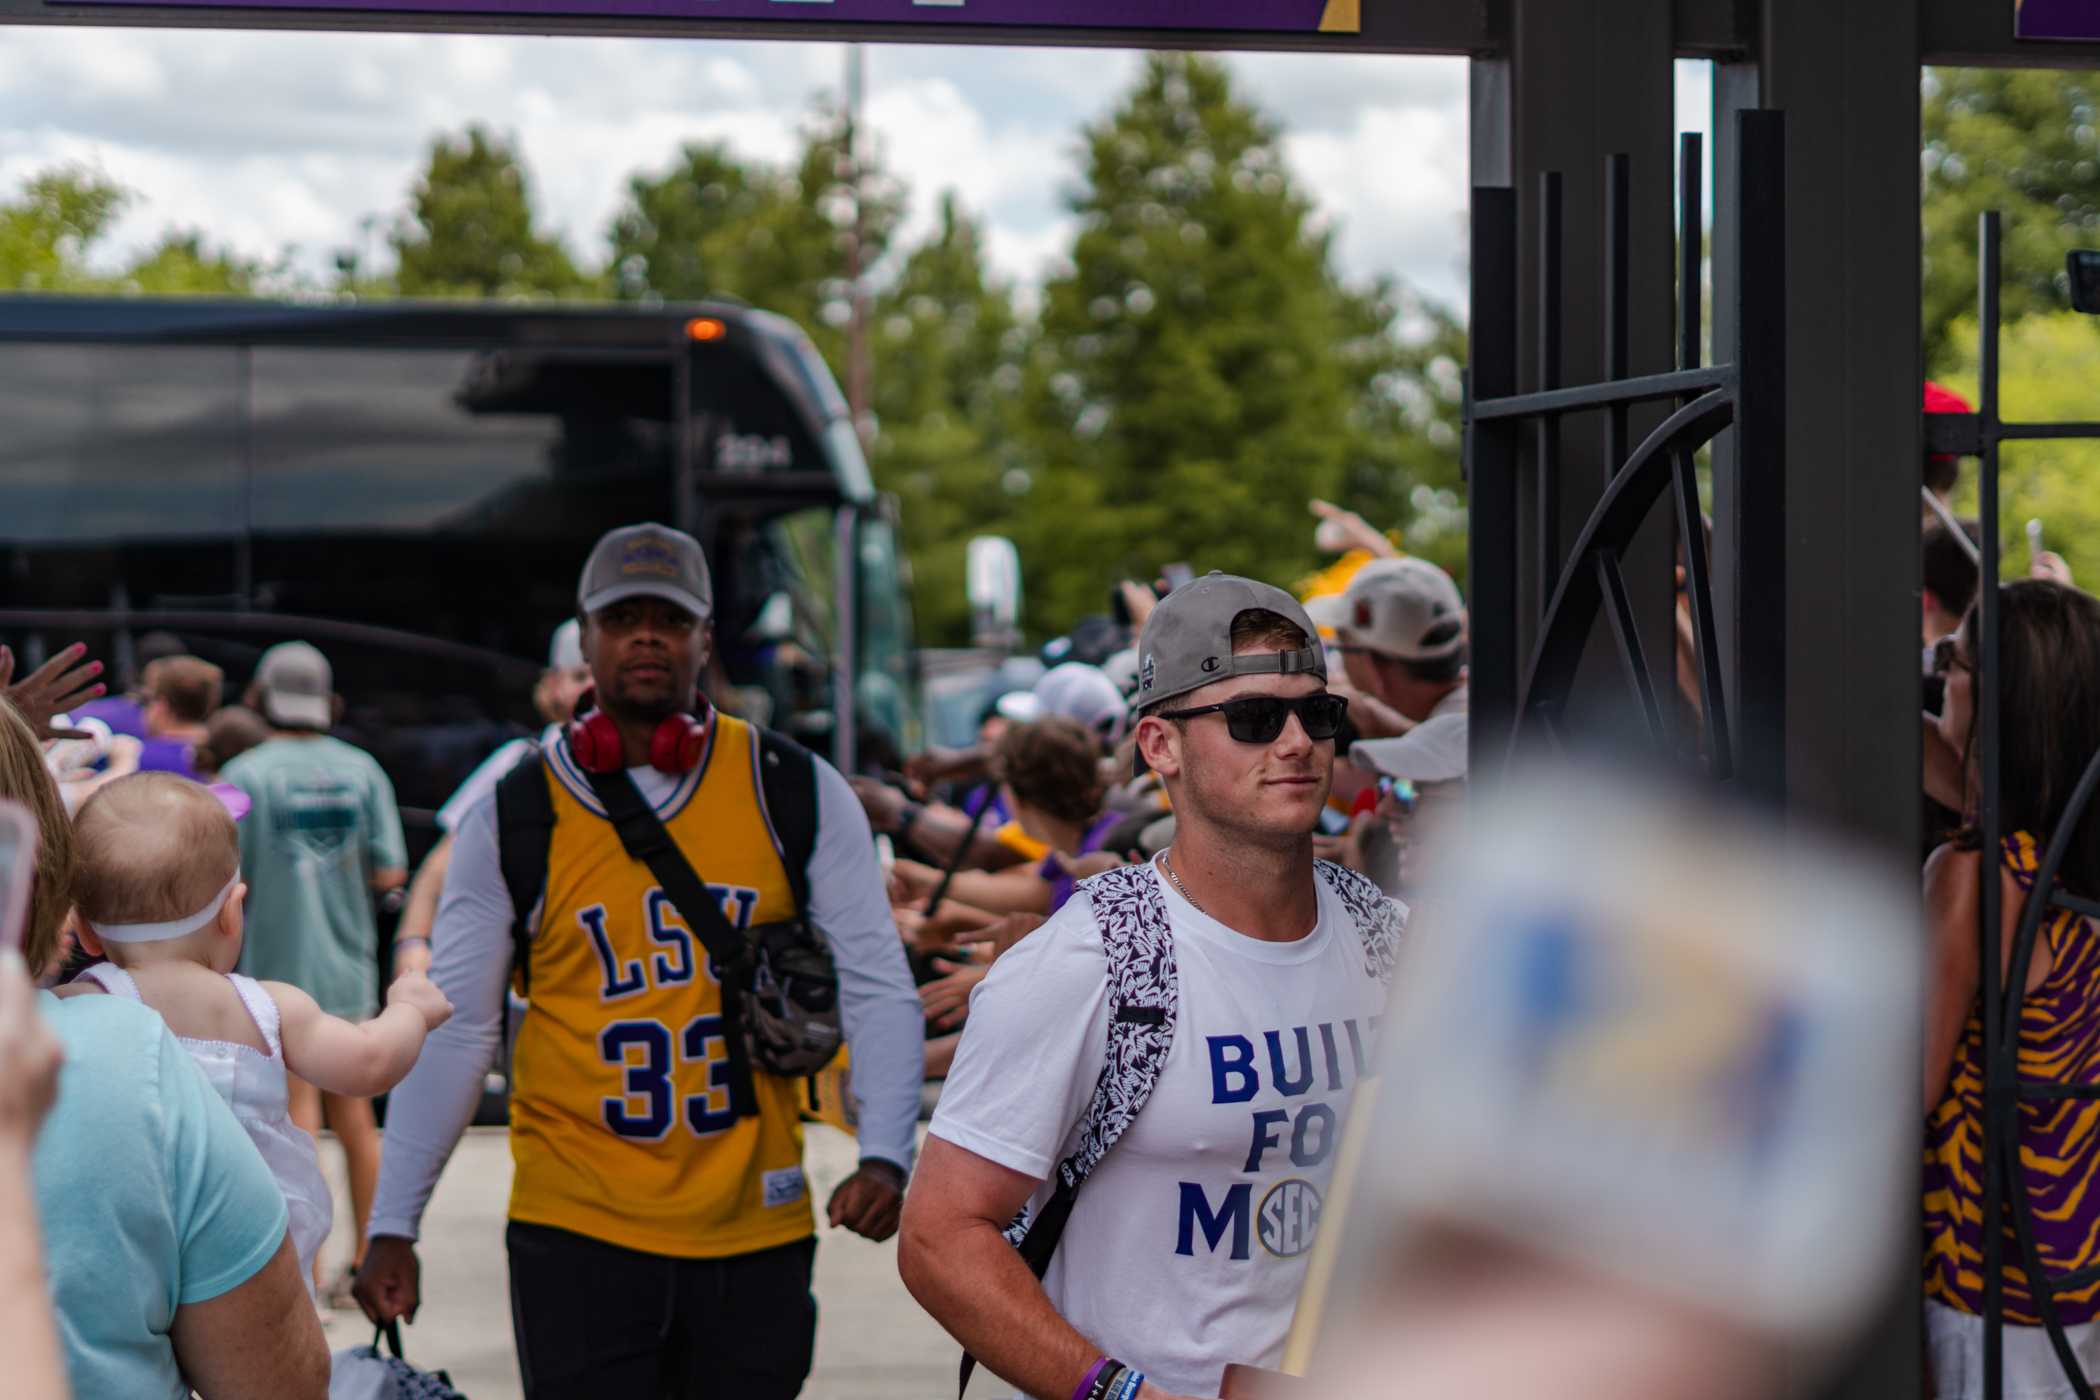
<box><xmin>252</xmin><ymin>346</ymin><xmax>678</xmax><ymax>538</ymax></box>
<box><xmin>252</xmin><ymin>347</ymin><xmax>585</xmax><ymax>535</ymax></box>
<box><xmin>0</xmin><ymin>345</ymin><xmax>243</xmax><ymax>543</ymax></box>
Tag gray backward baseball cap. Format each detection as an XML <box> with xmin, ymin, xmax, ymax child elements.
<box><xmin>578</xmin><ymin>522</ymin><xmax>714</xmax><ymax>621</ymax></box>
<box><xmin>1135</xmin><ymin>572</ymin><xmax>1326</xmax><ymax>712</ymax></box>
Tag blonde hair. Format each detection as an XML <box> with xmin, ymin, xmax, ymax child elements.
<box><xmin>73</xmin><ymin>775</ymin><xmax>238</xmax><ymax>942</ymax></box>
<box><xmin>0</xmin><ymin>696</ymin><xmax>78</xmax><ymax>975</ymax></box>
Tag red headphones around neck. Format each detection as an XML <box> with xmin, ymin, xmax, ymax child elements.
<box><xmin>566</xmin><ymin>688</ymin><xmax>710</xmax><ymax>775</ymax></box>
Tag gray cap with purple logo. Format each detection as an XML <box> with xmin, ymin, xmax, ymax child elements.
<box><xmin>578</xmin><ymin>522</ymin><xmax>713</xmax><ymax>621</ymax></box>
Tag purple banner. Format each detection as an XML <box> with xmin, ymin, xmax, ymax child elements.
<box><xmin>2019</xmin><ymin>0</ymin><xmax>2100</xmax><ymax>41</ymax></box>
<box><xmin>63</xmin><ymin>0</ymin><xmax>1360</xmax><ymax>30</ymax></box>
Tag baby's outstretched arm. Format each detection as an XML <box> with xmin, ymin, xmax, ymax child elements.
<box><xmin>268</xmin><ymin>972</ymin><xmax>454</xmax><ymax>1098</ymax></box>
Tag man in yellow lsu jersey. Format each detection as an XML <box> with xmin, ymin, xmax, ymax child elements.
<box><xmin>356</xmin><ymin>523</ymin><xmax>924</xmax><ymax>1399</ymax></box>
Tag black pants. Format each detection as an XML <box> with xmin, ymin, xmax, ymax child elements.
<box><xmin>507</xmin><ymin>1223</ymin><xmax>818</xmax><ymax>1400</ymax></box>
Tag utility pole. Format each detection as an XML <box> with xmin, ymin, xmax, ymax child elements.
<box><xmin>843</xmin><ymin>44</ymin><xmax>872</xmax><ymax>451</ymax></box>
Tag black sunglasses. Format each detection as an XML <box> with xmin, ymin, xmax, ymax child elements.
<box><xmin>1154</xmin><ymin>693</ymin><xmax>1350</xmax><ymax>744</ymax></box>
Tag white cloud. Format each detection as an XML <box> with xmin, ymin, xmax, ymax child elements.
<box><xmin>0</xmin><ymin>29</ymin><xmax>1473</xmax><ymax>309</ymax></box>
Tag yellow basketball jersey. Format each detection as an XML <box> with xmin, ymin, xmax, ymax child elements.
<box><xmin>507</xmin><ymin>714</ymin><xmax>813</xmax><ymax>1259</ymax></box>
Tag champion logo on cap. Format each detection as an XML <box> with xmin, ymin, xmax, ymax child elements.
<box><xmin>1201</xmin><ymin>657</ymin><xmax>1221</xmax><ymax>673</ymax></box>
<box><xmin>621</xmin><ymin>539</ymin><xmax>681</xmax><ymax>579</ymax></box>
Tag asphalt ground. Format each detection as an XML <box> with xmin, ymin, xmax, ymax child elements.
<box><xmin>315</xmin><ymin>1124</ymin><xmax>971</xmax><ymax>1399</ymax></box>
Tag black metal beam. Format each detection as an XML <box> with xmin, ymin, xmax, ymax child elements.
<box><xmin>1727</xmin><ymin>4</ymin><xmax>1922</xmax><ymax>1397</ymax></box>
<box><xmin>1470</xmin><ymin>366</ymin><xmax>1733</xmax><ymax>422</ymax></box>
<box><xmin>1468</xmin><ymin>186</ymin><xmax>1522</xmax><ymax>775</ymax></box>
<box><xmin>0</xmin><ymin>0</ymin><xmax>1499</xmax><ymax>48</ymax></box>
<box><xmin>1923</xmin><ymin>0</ymin><xmax>2100</xmax><ymax>67</ymax></box>
<box><xmin>1468</xmin><ymin>0</ymin><xmax>1678</xmax><ymax>730</ymax></box>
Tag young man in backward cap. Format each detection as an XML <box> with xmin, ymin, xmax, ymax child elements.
<box><xmin>900</xmin><ymin>573</ymin><xmax>1405</xmax><ymax>1400</ymax></box>
<box><xmin>356</xmin><ymin>523</ymin><xmax>924</xmax><ymax>1398</ymax></box>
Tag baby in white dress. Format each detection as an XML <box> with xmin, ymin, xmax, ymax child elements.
<box><xmin>55</xmin><ymin>772</ymin><xmax>452</xmax><ymax>1288</ymax></box>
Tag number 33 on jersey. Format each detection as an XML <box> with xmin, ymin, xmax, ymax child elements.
<box><xmin>507</xmin><ymin>716</ymin><xmax>815</xmax><ymax>1260</ymax></box>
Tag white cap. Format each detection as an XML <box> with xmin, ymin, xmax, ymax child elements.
<box><xmin>994</xmin><ymin>690</ymin><xmax>1043</xmax><ymax>723</ymax></box>
<box><xmin>1352</xmin><ymin>711</ymin><xmax>1469</xmax><ymax>785</ymax></box>
<box><xmin>548</xmin><ymin>619</ymin><xmax>584</xmax><ymax>672</ymax></box>
<box><xmin>253</xmin><ymin>641</ymin><xmax>332</xmax><ymax>731</ymax></box>
<box><xmin>1338</xmin><ymin>557</ymin><xmax>1466</xmax><ymax>662</ymax></box>
<box><xmin>1365</xmin><ymin>764</ymin><xmax>1918</xmax><ymax>1344</ymax></box>
<box><xmin>1032</xmin><ymin>662</ymin><xmax>1129</xmax><ymax>743</ymax></box>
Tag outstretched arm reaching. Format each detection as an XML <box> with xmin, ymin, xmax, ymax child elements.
<box><xmin>267</xmin><ymin>972</ymin><xmax>452</xmax><ymax>1099</ymax></box>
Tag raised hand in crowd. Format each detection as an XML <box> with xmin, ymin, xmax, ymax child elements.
<box><xmin>0</xmin><ymin>948</ymin><xmax>67</xmax><ymax>1400</ymax></box>
<box><xmin>1311</xmin><ymin>497</ymin><xmax>1400</xmax><ymax>559</ymax></box>
<box><xmin>2033</xmin><ymin>549</ymin><xmax>2076</xmax><ymax>587</ymax></box>
<box><xmin>1325</xmin><ymin>677</ymin><xmax>1410</xmax><ymax>740</ymax></box>
<box><xmin>1119</xmin><ymin>578</ymin><xmax>1164</xmax><ymax>632</ymax></box>
<box><xmin>0</xmin><ymin>642</ymin><xmax>105</xmax><ymax>740</ymax></box>
<box><xmin>982</xmin><ymin>911</ymin><xmax>1045</xmax><ymax>961</ymax></box>
<box><xmin>919</xmin><ymin>955</ymin><xmax>991</xmax><ymax>1032</ymax></box>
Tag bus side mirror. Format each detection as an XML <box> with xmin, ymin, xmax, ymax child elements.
<box><xmin>966</xmin><ymin>536</ymin><xmax>1023</xmax><ymax>650</ymax></box>
<box><xmin>2068</xmin><ymin>251</ymin><xmax>2100</xmax><ymax>314</ymax></box>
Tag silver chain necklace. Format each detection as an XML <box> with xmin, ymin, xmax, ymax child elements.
<box><xmin>1160</xmin><ymin>849</ymin><xmax>1207</xmax><ymax>917</ymax></box>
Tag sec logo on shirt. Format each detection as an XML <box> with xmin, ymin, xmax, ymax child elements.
<box><xmin>1257</xmin><ymin>1178</ymin><xmax>1322</xmax><ymax>1258</ymax></box>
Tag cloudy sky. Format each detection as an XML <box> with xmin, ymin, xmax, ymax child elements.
<box><xmin>0</xmin><ymin>29</ymin><xmax>1714</xmax><ymax>314</ymax></box>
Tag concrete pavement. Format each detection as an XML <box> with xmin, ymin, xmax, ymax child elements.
<box><xmin>317</xmin><ymin>1125</ymin><xmax>969</xmax><ymax>1398</ymax></box>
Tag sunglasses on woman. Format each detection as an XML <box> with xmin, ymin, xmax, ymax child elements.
<box><xmin>1153</xmin><ymin>693</ymin><xmax>1350</xmax><ymax>744</ymax></box>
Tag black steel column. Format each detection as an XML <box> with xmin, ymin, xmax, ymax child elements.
<box><xmin>1717</xmin><ymin>2</ymin><xmax>1924</xmax><ymax>1396</ymax></box>
<box><xmin>1467</xmin><ymin>0</ymin><xmax>1679</xmax><ymax>767</ymax></box>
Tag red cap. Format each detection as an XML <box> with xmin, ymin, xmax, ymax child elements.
<box><xmin>1924</xmin><ymin>381</ymin><xmax>1973</xmax><ymax>462</ymax></box>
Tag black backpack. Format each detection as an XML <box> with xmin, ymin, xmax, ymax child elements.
<box><xmin>490</xmin><ymin>727</ymin><xmax>828</xmax><ymax>1113</ymax></box>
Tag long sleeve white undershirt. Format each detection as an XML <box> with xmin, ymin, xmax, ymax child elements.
<box><xmin>367</xmin><ymin>740</ymin><xmax>924</xmax><ymax>1243</ymax></box>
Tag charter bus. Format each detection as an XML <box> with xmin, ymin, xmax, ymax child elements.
<box><xmin>0</xmin><ymin>296</ymin><xmax>918</xmax><ymax>828</ymax></box>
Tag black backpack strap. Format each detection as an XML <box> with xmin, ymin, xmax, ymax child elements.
<box><xmin>583</xmin><ymin>767</ymin><xmax>762</xmax><ymax>1119</ymax></box>
<box><xmin>493</xmin><ymin>745</ymin><xmax>556</xmax><ymax>997</ymax></box>
<box><xmin>959</xmin><ymin>862</ymin><xmax>1178</xmax><ymax>1396</ymax></box>
<box><xmin>755</xmin><ymin>727</ymin><xmax>818</xmax><ymax>916</ymax></box>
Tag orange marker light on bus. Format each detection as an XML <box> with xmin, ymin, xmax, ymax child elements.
<box><xmin>685</xmin><ymin>317</ymin><xmax>727</xmax><ymax>342</ymax></box>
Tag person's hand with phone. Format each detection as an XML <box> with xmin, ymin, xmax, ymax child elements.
<box><xmin>0</xmin><ymin>644</ymin><xmax>105</xmax><ymax>742</ymax></box>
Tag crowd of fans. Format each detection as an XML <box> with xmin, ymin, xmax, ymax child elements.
<box><xmin>0</xmin><ymin>373</ymin><xmax>2093</xmax><ymax>1398</ymax></box>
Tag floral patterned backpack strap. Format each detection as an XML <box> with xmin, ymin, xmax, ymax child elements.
<box><xmin>1313</xmin><ymin>858</ymin><xmax>1407</xmax><ymax>984</ymax></box>
<box><xmin>965</xmin><ymin>863</ymin><xmax>1179</xmax><ymax>1397</ymax></box>
<box><xmin>998</xmin><ymin>860</ymin><xmax>1178</xmax><ymax>1245</ymax></box>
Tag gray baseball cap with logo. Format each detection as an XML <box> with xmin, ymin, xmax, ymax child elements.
<box><xmin>578</xmin><ymin>523</ymin><xmax>714</xmax><ymax>621</ymax></box>
<box><xmin>1135</xmin><ymin>572</ymin><xmax>1326</xmax><ymax>713</ymax></box>
<box><xmin>253</xmin><ymin>641</ymin><xmax>333</xmax><ymax>731</ymax></box>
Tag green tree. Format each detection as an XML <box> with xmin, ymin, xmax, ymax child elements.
<box><xmin>608</xmin><ymin>109</ymin><xmax>903</xmax><ymax>372</ymax></box>
<box><xmin>0</xmin><ymin>166</ymin><xmax>126</xmax><ymax>292</ymax></box>
<box><xmin>1941</xmin><ymin>310</ymin><xmax>2100</xmax><ymax>588</ymax></box>
<box><xmin>1922</xmin><ymin>68</ymin><xmax>2100</xmax><ymax>370</ymax></box>
<box><xmin>392</xmin><ymin>126</ymin><xmax>593</xmax><ymax>299</ymax></box>
<box><xmin>1009</xmin><ymin>53</ymin><xmax>1457</xmax><ymax>633</ymax></box>
<box><xmin>118</xmin><ymin>232</ymin><xmax>261</xmax><ymax>295</ymax></box>
<box><xmin>868</xmin><ymin>194</ymin><xmax>1026</xmax><ymax>644</ymax></box>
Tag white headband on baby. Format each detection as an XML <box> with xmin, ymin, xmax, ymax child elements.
<box><xmin>89</xmin><ymin>872</ymin><xmax>241</xmax><ymax>944</ymax></box>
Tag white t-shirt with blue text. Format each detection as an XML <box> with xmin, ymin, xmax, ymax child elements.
<box><xmin>929</xmin><ymin>864</ymin><xmax>1392</xmax><ymax>1399</ymax></box>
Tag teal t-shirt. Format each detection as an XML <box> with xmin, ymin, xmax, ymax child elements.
<box><xmin>34</xmin><ymin>992</ymin><xmax>290</xmax><ymax>1400</ymax></box>
<box><xmin>226</xmin><ymin>734</ymin><xmax>408</xmax><ymax>1019</ymax></box>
